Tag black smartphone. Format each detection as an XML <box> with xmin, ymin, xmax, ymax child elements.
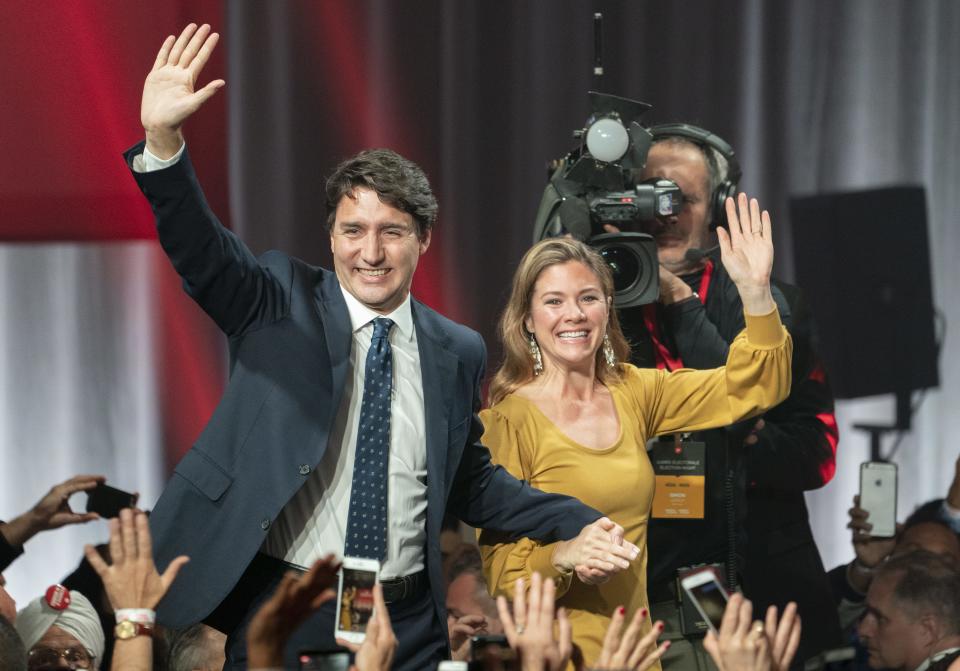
<box><xmin>85</xmin><ymin>483</ymin><xmax>137</xmax><ymax>518</ymax></box>
<box><xmin>298</xmin><ymin>651</ymin><xmax>351</xmax><ymax>671</ymax></box>
<box><xmin>470</xmin><ymin>634</ymin><xmax>515</xmax><ymax>667</ymax></box>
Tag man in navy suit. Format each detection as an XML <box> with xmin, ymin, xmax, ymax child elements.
<box><xmin>128</xmin><ymin>24</ymin><xmax>637</xmax><ymax>669</ymax></box>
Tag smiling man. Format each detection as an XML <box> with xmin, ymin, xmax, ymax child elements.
<box><xmin>125</xmin><ymin>24</ymin><xmax>625</xmax><ymax>670</ymax></box>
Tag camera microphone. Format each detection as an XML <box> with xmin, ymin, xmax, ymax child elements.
<box><xmin>684</xmin><ymin>245</ymin><xmax>720</xmax><ymax>263</ymax></box>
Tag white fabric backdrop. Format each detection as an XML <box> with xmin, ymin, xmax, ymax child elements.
<box><xmin>0</xmin><ymin>243</ymin><xmax>165</xmax><ymax>606</ymax></box>
<box><xmin>780</xmin><ymin>0</ymin><xmax>960</xmax><ymax>569</ymax></box>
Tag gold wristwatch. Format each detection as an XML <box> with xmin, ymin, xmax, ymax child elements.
<box><xmin>114</xmin><ymin>620</ymin><xmax>154</xmax><ymax>640</ymax></box>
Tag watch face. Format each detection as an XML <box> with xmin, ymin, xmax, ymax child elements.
<box><xmin>115</xmin><ymin>620</ymin><xmax>137</xmax><ymax>639</ymax></box>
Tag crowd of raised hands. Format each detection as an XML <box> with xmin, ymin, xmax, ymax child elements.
<box><xmin>0</xmin><ymin>475</ymin><xmax>804</xmax><ymax>671</ymax></box>
<box><xmin>3</xmin><ymin>503</ymin><xmax>800</xmax><ymax>671</ymax></box>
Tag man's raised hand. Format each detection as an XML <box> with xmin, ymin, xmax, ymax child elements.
<box><xmin>142</xmin><ymin>23</ymin><xmax>225</xmax><ymax>158</ymax></box>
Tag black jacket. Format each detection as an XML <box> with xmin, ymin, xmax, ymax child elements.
<box><xmin>620</xmin><ymin>253</ymin><xmax>842</xmax><ymax>659</ymax></box>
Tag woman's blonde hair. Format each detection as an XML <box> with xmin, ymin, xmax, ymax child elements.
<box><xmin>488</xmin><ymin>238</ymin><xmax>631</xmax><ymax>405</ymax></box>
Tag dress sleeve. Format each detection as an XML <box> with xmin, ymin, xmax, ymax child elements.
<box><xmin>639</xmin><ymin>307</ymin><xmax>793</xmax><ymax>436</ymax></box>
<box><xmin>477</xmin><ymin>407</ymin><xmax>575</xmax><ymax>599</ymax></box>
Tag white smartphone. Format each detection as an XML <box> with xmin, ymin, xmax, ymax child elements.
<box><xmin>679</xmin><ymin>567</ymin><xmax>729</xmax><ymax>633</ymax></box>
<box><xmin>334</xmin><ymin>557</ymin><xmax>380</xmax><ymax>644</ymax></box>
<box><xmin>437</xmin><ymin>663</ymin><xmax>469</xmax><ymax>671</ymax></box>
<box><xmin>859</xmin><ymin>461</ymin><xmax>898</xmax><ymax>538</ymax></box>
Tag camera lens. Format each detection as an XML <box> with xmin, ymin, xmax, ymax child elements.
<box><xmin>601</xmin><ymin>245</ymin><xmax>639</xmax><ymax>292</ymax></box>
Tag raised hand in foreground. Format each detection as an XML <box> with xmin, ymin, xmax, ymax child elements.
<box><xmin>0</xmin><ymin>474</ymin><xmax>105</xmax><ymax>550</ymax></box>
<box><xmin>84</xmin><ymin>508</ymin><xmax>188</xmax><ymax>671</ymax></box>
<box><xmin>593</xmin><ymin>605</ymin><xmax>669</xmax><ymax>671</ymax></box>
<box><xmin>246</xmin><ymin>554</ymin><xmax>340</xmax><ymax>669</ymax></box>
<box><xmin>336</xmin><ymin>584</ymin><xmax>398</xmax><ymax>671</ymax></box>
<box><xmin>85</xmin><ymin>508</ymin><xmax>187</xmax><ymax>611</ymax></box>
<box><xmin>498</xmin><ymin>573</ymin><xmax>571</xmax><ymax>671</ymax></box>
<box><xmin>704</xmin><ymin>593</ymin><xmax>801</xmax><ymax>671</ymax></box>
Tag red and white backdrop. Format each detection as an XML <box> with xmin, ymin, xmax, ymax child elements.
<box><xmin>3</xmin><ymin>0</ymin><xmax>959</xmax><ymax>605</ymax></box>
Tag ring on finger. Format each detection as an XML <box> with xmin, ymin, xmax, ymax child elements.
<box><xmin>515</xmin><ymin>625</ymin><xmax>525</xmax><ymax>634</ymax></box>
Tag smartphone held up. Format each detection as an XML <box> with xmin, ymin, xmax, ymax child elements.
<box><xmin>680</xmin><ymin>567</ymin><xmax>729</xmax><ymax>633</ymax></box>
<box><xmin>859</xmin><ymin>461</ymin><xmax>898</xmax><ymax>538</ymax></box>
<box><xmin>335</xmin><ymin>557</ymin><xmax>380</xmax><ymax>644</ymax></box>
<box><xmin>85</xmin><ymin>483</ymin><xmax>138</xmax><ymax>519</ymax></box>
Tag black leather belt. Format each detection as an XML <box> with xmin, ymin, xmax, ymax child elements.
<box><xmin>265</xmin><ymin>555</ymin><xmax>427</xmax><ymax>605</ymax></box>
<box><xmin>380</xmin><ymin>570</ymin><xmax>427</xmax><ymax>604</ymax></box>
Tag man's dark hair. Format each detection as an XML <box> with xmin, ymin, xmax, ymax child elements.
<box><xmin>0</xmin><ymin>614</ymin><xmax>27</xmax><ymax>671</ymax></box>
<box><xmin>446</xmin><ymin>543</ymin><xmax>485</xmax><ymax>585</ymax></box>
<box><xmin>166</xmin><ymin>624</ymin><xmax>222</xmax><ymax>671</ymax></box>
<box><xmin>325</xmin><ymin>148</ymin><xmax>438</xmax><ymax>238</ymax></box>
<box><xmin>904</xmin><ymin>499</ymin><xmax>960</xmax><ymax>540</ymax></box>
<box><xmin>876</xmin><ymin>549</ymin><xmax>960</xmax><ymax>634</ymax></box>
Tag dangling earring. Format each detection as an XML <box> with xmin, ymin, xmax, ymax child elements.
<box><xmin>603</xmin><ymin>332</ymin><xmax>617</xmax><ymax>369</ymax></box>
<box><xmin>528</xmin><ymin>332</ymin><xmax>544</xmax><ymax>376</ymax></box>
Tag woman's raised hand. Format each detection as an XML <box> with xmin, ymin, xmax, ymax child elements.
<box><xmin>717</xmin><ymin>193</ymin><xmax>775</xmax><ymax>315</ymax></box>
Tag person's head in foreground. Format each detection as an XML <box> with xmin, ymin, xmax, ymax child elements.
<box><xmin>15</xmin><ymin>585</ymin><xmax>104</xmax><ymax>670</ymax></box>
<box><xmin>858</xmin><ymin>549</ymin><xmax>960</xmax><ymax>670</ymax></box>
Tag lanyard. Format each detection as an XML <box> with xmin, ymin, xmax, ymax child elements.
<box><xmin>641</xmin><ymin>260</ymin><xmax>714</xmax><ymax>371</ymax></box>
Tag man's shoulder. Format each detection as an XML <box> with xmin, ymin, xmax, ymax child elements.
<box><xmin>412</xmin><ymin>301</ymin><xmax>484</xmax><ymax>354</ymax></box>
<box><xmin>254</xmin><ymin>250</ymin><xmax>330</xmax><ymax>285</ymax></box>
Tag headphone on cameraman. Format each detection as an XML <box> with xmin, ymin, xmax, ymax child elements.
<box><xmin>647</xmin><ymin>123</ymin><xmax>742</xmax><ymax>230</ymax></box>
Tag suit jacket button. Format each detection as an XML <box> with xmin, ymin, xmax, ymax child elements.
<box><xmin>299</xmin><ymin>464</ymin><xmax>311</xmax><ymax>475</ymax></box>
<box><xmin>260</xmin><ymin>518</ymin><xmax>270</xmax><ymax>530</ymax></box>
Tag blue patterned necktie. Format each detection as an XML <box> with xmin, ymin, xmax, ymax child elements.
<box><xmin>344</xmin><ymin>317</ymin><xmax>394</xmax><ymax>561</ymax></box>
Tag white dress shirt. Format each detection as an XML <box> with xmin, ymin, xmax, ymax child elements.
<box><xmin>263</xmin><ymin>289</ymin><xmax>428</xmax><ymax>578</ymax></box>
<box><xmin>140</xmin><ymin>143</ymin><xmax>428</xmax><ymax>579</ymax></box>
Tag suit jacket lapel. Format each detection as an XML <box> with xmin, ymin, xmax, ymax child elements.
<box><xmin>316</xmin><ymin>272</ymin><xmax>353</xmax><ymax>419</ymax></box>
<box><xmin>413</xmin><ymin>302</ymin><xmax>457</xmax><ymax>501</ymax></box>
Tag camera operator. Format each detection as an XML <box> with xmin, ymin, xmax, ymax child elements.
<box><xmin>606</xmin><ymin>123</ymin><xmax>841</xmax><ymax>668</ymax></box>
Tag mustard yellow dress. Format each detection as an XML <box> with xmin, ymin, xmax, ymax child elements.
<box><xmin>479</xmin><ymin>309</ymin><xmax>791</xmax><ymax>667</ymax></box>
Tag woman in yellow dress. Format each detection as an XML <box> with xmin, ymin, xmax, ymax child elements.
<box><xmin>479</xmin><ymin>194</ymin><xmax>792</xmax><ymax>667</ymax></box>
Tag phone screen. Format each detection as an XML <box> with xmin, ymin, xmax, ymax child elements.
<box><xmin>335</xmin><ymin>564</ymin><xmax>378</xmax><ymax>642</ymax></box>
<box><xmin>298</xmin><ymin>651</ymin><xmax>350</xmax><ymax>671</ymax></box>
<box><xmin>85</xmin><ymin>484</ymin><xmax>137</xmax><ymax>519</ymax></box>
<box><xmin>686</xmin><ymin>577</ymin><xmax>728</xmax><ymax>631</ymax></box>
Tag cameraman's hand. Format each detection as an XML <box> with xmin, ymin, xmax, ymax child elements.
<box><xmin>0</xmin><ymin>474</ymin><xmax>105</xmax><ymax>548</ymax></box>
<box><xmin>743</xmin><ymin>419</ymin><xmax>766</xmax><ymax>447</ymax></box>
<box><xmin>602</xmin><ymin>223</ymin><xmax>694</xmax><ymax>304</ymax></box>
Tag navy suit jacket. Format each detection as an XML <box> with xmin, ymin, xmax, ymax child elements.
<box><xmin>125</xmin><ymin>143</ymin><xmax>600</xmax><ymax>630</ymax></box>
